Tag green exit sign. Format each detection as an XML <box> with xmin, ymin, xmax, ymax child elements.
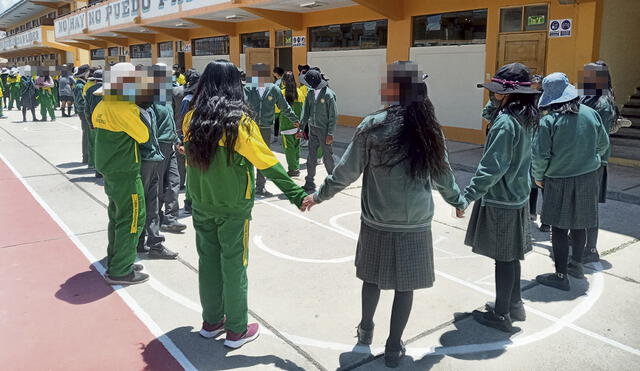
<box><xmin>528</xmin><ymin>15</ymin><xmax>546</xmax><ymax>26</ymax></box>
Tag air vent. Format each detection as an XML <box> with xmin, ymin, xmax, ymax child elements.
<box><xmin>175</xmin><ymin>22</ymin><xmax>189</xmax><ymax>27</ymax></box>
<box><xmin>225</xmin><ymin>14</ymin><xmax>246</xmax><ymax>20</ymax></box>
<box><xmin>300</xmin><ymin>1</ymin><xmax>325</xmax><ymax>8</ymax></box>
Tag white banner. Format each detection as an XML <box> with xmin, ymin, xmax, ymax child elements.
<box><xmin>55</xmin><ymin>12</ymin><xmax>86</xmax><ymax>38</ymax></box>
<box><xmin>87</xmin><ymin>0</ymin><xmax>140</xmax><ymax>31</ymax></box>
<box><xmin>181</xmin><ymin>0</ymin><xmax>229</xmax><ymax>12</ymax></box>
<box><xmin>1</xmin><ymin>28</ymin><xmax>42</xmax><ymax>51</ymax></box>
<box><xmin>140</xmin><ymin>0</ymin><xmax>177</xmax><ymax>19</ymax></box>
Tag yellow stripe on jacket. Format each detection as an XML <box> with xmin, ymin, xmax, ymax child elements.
<box><xmin>83</xmin><ymin>80</ymin><xmax>96</xmax><ymax>97</ymax></box>
<box><xmin>92</xmin><ymin>101</ymin><xmax>150</xmax><ymax>144</ymax></box>
<box><xmin>182</xmin><ymin>110</ymin><xmax>279</xmax><ymax>170</ymax></box>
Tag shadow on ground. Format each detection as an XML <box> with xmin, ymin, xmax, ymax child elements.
<box><xmin>144</xmin><ymin>326</ymin><xmax>307</xmax><ymax>371</ymax></box>
<box><xmin>56</xmin><ymin>161</ymin><xmax>85</xmax><ymax>169</ymax></box>
<box><xmin>55</xmin><ymin>264</ymin><xmax>113</xmax><ymax>304</ymax></box>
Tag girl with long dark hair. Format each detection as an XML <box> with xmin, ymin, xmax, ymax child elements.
<box><xmin>463</xmin><ymin>63</ymin><xmax>540</xmax><ymax>332</ymax></box>
<box><xmin>533</xmin><ymin>72</ymin><xmax>609</xmax><ymax>291</ymax></box>
<box><xmin>301</xmin><ymin>61</ymin><xmax>467</xmax><ymax>368</ymax></box>
<box><xmin>279</xmin><ymin>71</ymin><xmax>307</xmax><ymax>176</ymax></box>
<box><xmin>182</xmin><ymin>60</ymin><xmax>307</xmax><ymax>349</ymax></box>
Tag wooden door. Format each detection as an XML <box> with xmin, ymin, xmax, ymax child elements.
<box><xmin>498</xmin><ymin>32</ymin><xmax>546</xmax><ymax>76</ymax></box>
<box><xmin>246</xmin><ymin>47</ymin><xmax>274</xmax><ymax>72</ymax></box>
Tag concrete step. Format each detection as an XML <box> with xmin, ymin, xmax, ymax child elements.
<box><xmin>621</xmin><ymin>106</ymin><xmax>640</xmax><ymax>116</ymax></box>
<box><xmin>612</xmin><ymin>126</ymin><xmax>640</xmax><ymax>140</ymax></box>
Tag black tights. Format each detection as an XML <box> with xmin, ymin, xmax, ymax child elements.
<box><xmin>529</xmin><ymin>188</ymin><xmax>539</xmax><ymax>215</ymax></box>
<box><xmin>22</xmin><ymin>106</ymin><xmax>37</xmax><ymax>121</ymax></box>
<box><xmin>553</xmin><ymin>227</ymin><xmax>586</xmax><ymax>273</ymax></box>
<box><xmin>494</xmin><ymin>260</ymin><xmax>521</xmax><ymax>315</ymax></box>
<box><xmin>359</xmin><ymin>282</ymin><xmax>413</xmax><ymax>351</ymax></box>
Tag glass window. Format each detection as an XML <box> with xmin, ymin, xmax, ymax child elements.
<box><xmin>108</xmin><ymin>47</ymin><xmax>120</xmax><ymax>56</ymax></box>
<box><xmin>241</xmin><ymin>31</ymin><xmax>270</xmax><ymax>53</ymax></box>
<box><xmin>524</xmin><ymin>5</ymin><xmax>548</xmax><ymax>31</ymax></box>
<box><xmin>412</xmin><ymin>9</ymin><xmax>487</xmax><ymax>47</ymax></box>
<box><xmin>91</xmin><ymin>49</ymin><xmax>105</xmax><ymax>60</ymax></box>
<box><xmin>276</xmin><ymin>30</ymin><xmax>292</xmax><ymax>47</ymax></box>
<box><xmin>192</xmin><ymin>36</ymin><xmax>230</xmax><ymax>56</ymax></box>
<box><xmin>158</xmin><ymin>41</ymin><xmax>173</xmax><ymax>57</ymax></box>
<box><xmin>130</xmin><ymin>44</ymin><xmax>152</xmax><ymax>59</ymax></box>
<box><xmin>501</xmin><ymin>7</ymin><xmax>523</xmax><ymax>32</ymax></box>
<box><xmin>309</xmin><ymin>20</ymin><xmax>388</xmax><ymax>51</ymax></box>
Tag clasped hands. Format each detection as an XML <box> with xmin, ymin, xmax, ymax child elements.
<box><xmin>300</xmin><ymin>194</ymin><xmax>317</xmax><ymax>212</ymax></box>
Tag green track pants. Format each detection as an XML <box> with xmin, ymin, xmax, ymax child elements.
<box><xmin>104</xmin><ymin>173</ymin><xmax>146</xmax><ymax>277</ymax></box>
<box><xmin>39</xmin><ymin>90</ymin><xmax>55</xmax><ymax>121</ymax></box>
<box><xmin>193</xmin><ymin>209</ymin><xmax>250</xmax><ymax>334</ymax></box>
<box><xmin>87</xmin><ymin>128</ymin><xmax>97</xmax><ymax>168</ymax></box>
<box><xmin>9</xmin><ymin>85</ymin><xmax>20</xmax><ymax>110</ymax></box>
<box><xmin>282</xmin><ymin>134</ymin><xmax>300</xmax><ymax>172</ymax></box>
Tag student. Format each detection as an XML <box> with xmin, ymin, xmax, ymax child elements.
<box><xmin>92</xmin><ymin>63</ymin><xmax>150</xmax><ymax>285</ymax></box>
<box><xmin>58</xmin><ymin>67</ymin><xmax>74</xmax><ymax>117</ymax></box>
<box><xmin>173</xmin><ymin>64</ymin><xmax>186</xmax><ymax>86</ymax></box>
<box><xmin>575</xmin><ymin>61</ymin><xmax>617</xmax><ymax>263</ymax></box>
<box><xmin>8</xmin><ymin>68</ymin><xmax>21</xmax><ymax>110</ymax></box>
<box><xmin>35</xmin><ymin>71</ymin><xmax>56</xmax><ymax>122</ymax></box>
<box><xmin>1</xmin><ymin>68</ymin><xmax>8</xmax><ymax>109</ymax></box>
<box><xmin>244</xmin><ymin>63</ymin><xmax>300</xmax><ymax>196</ymax></box>
<box><xmin>183</xmin><ymin>60</ymin><xmax>307</xmax><ymax>349</ymax></box>
<box><xmin>279</xmin><ymin>71</ymin><xmax>307</xmax><ymax>176</ymax></box>
<box><xmin>301</xmin><ymin>61</ymin><xmax>466</xmax><ymax>368</ymax></box>
<box><xmin>0</xmin><ymin>72</ymin><xmax>5</xmax><ymax>119</ymax></box>
<box><xmin>84</xmin><ymin>69</ymin><xmax>104</xmax><ymax>178</ymax></box>
<box><xmin>177</xmin><ymin>71</ymin><xmax>200</xmax><ymax>215</ymax></box>
<box><xmin>272</xmin><ymin>67</ymin><xmax>285</xmax><ymax>88</ymax></box>
<box><xmin>298</xmin><ymin>69</ymin><xmax>337</xmax><ymax>192</ymax></box>
<box><xmin>175</xmin><ymin>70</ymin><xmax>199</xmax><ymax>190</ymax></box>
<box><xmin>533</xmin><ymin>72</ymin><xmax>609</xmax><ymax>291</ymax></box>
<box><xmin>19</xmin><ymin>71</ymin><xmax>38</xmax><ymax>122</ymax></box>
<box><xmin>152</xmin><ymin>64</ymin><xmax>187</xmax><ymax>234</ymax></box>
<box><xmin>73</xmin><ymin>64</ymin><xmax>90</xmax><ymax>164</ymax></box>
<box><xmin>136</xmin><ymin>65</ymin><xmax>179</xmax><ymax>260</ymax></box>
<box><xmin>52</xmin><ymin>72</ymin><xmax>60</xmax><ymax>109</ymax></box>
<box><xmin>463</xmin><ymin>63</ymin><xmax>539</xmax><ymax>332</ymax></box>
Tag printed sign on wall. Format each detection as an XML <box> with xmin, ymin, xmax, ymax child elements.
<box><xmin>292</xmin><ymin>36</ymin><xmax>305</xmax><ymax>47</ymax></box>
<box><xmin>1</xmin><ymin>28</ymin><xmax>42</xmax><ymax>51</ymax></box>
<box><xmin>55</xmin><ymin>12</ymin><xmax>86</xmax><ymax>38</ymax></box>
<box><xmin>549</xmin><ymin>18</ymin><xmax>572</xmax><ymax>38</ymax></box>
<box><xmin>87</xmin><ymin>0</ymin><xmax>140</xmax><ymax>31</ymax></box>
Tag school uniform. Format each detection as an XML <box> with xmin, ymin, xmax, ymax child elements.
<box><xmin>532</xmin><ymin>104</ymin><xmax>609</xmax><ymax>229</ymax></box>
<box><xmin>92</xmin><ymin>101</ymin><xmax>149</xmax><ymax>277</ymax></box>
<box><xmin>19</xmin><ymin>78</ymin><xmax>38</xmax><ymax>121</ymax></box>
<box><xmin>182</xmin><ymin>110</ymin><xmax>306</xmax><ymax>334</ymax></box>
<box><xmin>0</xmin><ymin>72</ymin><xmax>8</xmax><ymax>108</ymax></box>
<box><xmin>314</xmin><ymin>111</ymin><xmax>467</xmax><ymax>290</ymax></box>
<box><xmin>73</xmin><ymin>77</ymin><xmax>90</xmax><ymax>163</ymax></box>
<box><xmin>301</xmin><ymin>86</ymin><xmax>337</xmax><ymax>188</ymax></box>
<box><xmin>8</xmin><ymin>74</ymin><xmax>21</xmax><ymax>110</ymax></box>
<box><xmin>84</xmin><ymin>81</ymin><xmax>102</xmax><ymax>169</ymax></box>
<box><xmin>279</xmin><ymin>86</ymin><xmax>307</xmax><ymax>172</ymax></box>
<box><xmin>153</xmin><ymin>103</ymin><xmax>182</xmax><ymax>227</ymax></box>
<box><xmin>0</xmin><ymin>78</ymin><xmax>4</xmax><ymax>117</ymax></box>
<box><xmin>464</xmin><ymin>112</ymin><xmax>534</xmax><ymax>261</ymax></box>
<box><xmin>35</xmin><ymin>77</ymin><xmax>55</xmax><ymax>121</ymax></box>
<box><xmin>243</xmin><ymin>84</ymin><xmax>299</xmax><ymax>191</ymax></box>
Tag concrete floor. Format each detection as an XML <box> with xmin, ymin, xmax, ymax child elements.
<box><xmin>1</xmin><ymin>109</ymin><xmax>639</xmax><ymax>371</ymax></box>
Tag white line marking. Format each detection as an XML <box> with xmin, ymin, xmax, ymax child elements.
<box><xmin>0</xmin><ymin>154</ymin><xmax>197</xmax><ymax>371</ymax></box>
<box><xmin>254</xmin><ymin>236</ymin><xmax>354</xmax><ymax>263</ymax></box>
<box><xmin>328</xmin><ymin>211</ymin><xmax>360</xmax><ymax>240</ymax></box>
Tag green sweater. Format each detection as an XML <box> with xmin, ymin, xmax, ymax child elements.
<box><xmin>183</xmin><ymin>111</ymin><xmax>307</xmax><ymax>218</ymax></box>
<box><xmin>92</xmin><ymin>100</ymin><xmax>150</xmax><ymax>177</ymax></box>
<box><xmin>533</xmin><ymin>104</ymin><xmax>609</xmax><ymax>181</ymax></box>
<box><xmin>581</xmin><ymin>96</ymin><xmax>615</xmax><ymax>164</ymax></box>
<box><xmin>84</xmin><ymin>83</ymin><xmax>103</xmax><ymax>127</ymax></box>
<box><xmin>73</xmin><ymin>79</ymin><xmax>86</xmax><ymax>111</ymax></box>
<box><xmin>139</xmin><ymin>107</ymin><xmax>164</xmax><ymax>162</ymax></box>
<box><xmin>244</xmin><ymin>84</ymin><xmax>299</xmax><ymax>128</ymax></box>
<box><xmin>301</xmin><ymin>86</ymin><xmax>337</xmax><ymax>136</ymax></box>
<box><xmin>464</xmin><ymin>113</ymin><xmax>534</xmax><ymax>209</ymax></box>
<box><xmin>279</xmin><ymin>86</ymin><xmax>306</xmax><ymax>132</ymax></box>
<box><xmin>315</xmin><ymin>110</ymin><xmax>467</xmax><ymax>232</ymax></box>
<box><xmin>153</xmin><ymin>103</ymin><xmax>179</xmax><ymax>144</ymax></box>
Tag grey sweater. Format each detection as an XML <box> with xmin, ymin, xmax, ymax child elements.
<box><xmin>314</xmin><ymin>110</ymin><xmax>467</xmax><ymax>232</ymax></box>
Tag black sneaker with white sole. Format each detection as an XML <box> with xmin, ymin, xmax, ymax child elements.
<box><xmin>147</xmin><ymin>246</ymin><xmax>179</xmax><ymax>260</ymax></box>
<box><xmin>105</xmin><ymin>271</ymin><xmax>149</xmax><ymax>285</ymax></box>
<box><xmin>160</xmin><ymin>221</ymin><xmax>187</xmax><ymax>233</ymax></box>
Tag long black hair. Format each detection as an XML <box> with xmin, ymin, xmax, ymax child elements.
<box><xmin>186</xmin><ymin>60</ymin><xmax>251</xmax><ymax>170</ymax></box>
<box><xmin>370</xmin><ymin>61</ymin><xmax>448</xmax><ymax>180</ymax></box>
<box><xmin>547</xmin><ymin>97</ymin><xmax>580</xmax><ymax>115</ymax></box>
<box><xmin>500</xmin><ymin>93</ymin><xmax>540</xmax><ymax>128</ymax></box>
<box><xmin>282</xmin><ymin>71</ymin><xmax>298</xmax><ymax>105</ymax></box>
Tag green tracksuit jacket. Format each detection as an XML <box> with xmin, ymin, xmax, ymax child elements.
<box><xmin>243</xmin><ymin>84</ymin><xmax>298</xmax><ymax>129</ymax></box>
<box><xmin>301</xmin><ymin>86</ymin><xmax>338</xmax><ymax>136</ymax></box>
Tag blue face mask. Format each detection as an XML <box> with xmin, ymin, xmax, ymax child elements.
<box><xmin>122</xmin><ymin>82</ymin><xmax>136</xmax><ymax>97</ymax></box>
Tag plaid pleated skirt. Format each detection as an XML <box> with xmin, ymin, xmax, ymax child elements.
<box><xmin>598</xmin><ymin>166</ymin><xmax>608</xmax><ymax>204</ymax></box>
<box><xmin>464</xmin><ymin>202</ymin><xmax>532</xmax><ymax>262</ymax></box>
<box><xmin>541</xmin><ymin>170</ymin><xmax>600</xmax><ymax>229</ymax></box>
<box><xmin>356</xmin><ymin>222</ymin><xmax>434</xmax><ymax>291</ymax></box>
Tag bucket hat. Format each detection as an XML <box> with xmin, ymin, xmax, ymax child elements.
<box><xmin>74</xmin><ymin>64</ymin><xmax>90</xmax><ymax>77</ymax></box>
<box><xmin>89</xmin><ymin>69</ymin><xmax>103</xmax><ymax>82</ymax></box>
<box><xmin>478</xmin><ymin>63</ymin><xmax>538</xmax><ymax>95</ymax></box>
<box><xmin>538</xmin><ymin>72</ymin><xmax>578</xmax><ymax>108</ymax></box>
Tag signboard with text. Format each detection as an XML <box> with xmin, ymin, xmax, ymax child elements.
<box><xmin>1</xmin><ymin>28</ymin><xmax>42</xmax><ymax>51</ymax></box>
<box><xmin>292</xmin><ymin>35</ymin><xmax>305</xmax><ymax>47</ymax></box>
<box><xmin>549</xmin><ymin>18</ymin><xmax>572</xmax><ymax>38</ymax></box>
<box><xmin>55</xmin><ymin>12</ymin><xmax>86</xmax><ymax>38</ymax></box>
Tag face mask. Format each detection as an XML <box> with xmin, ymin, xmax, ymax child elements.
<box><xmin>122</xmin><ymin>82</ymin><xmax>136</xmax><ymax>97</ymax></box>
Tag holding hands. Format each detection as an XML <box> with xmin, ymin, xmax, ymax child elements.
<box><xmin>300</xmin><ymin>194</ymin><xmax>317</xmax><ymax>212</ymax></box>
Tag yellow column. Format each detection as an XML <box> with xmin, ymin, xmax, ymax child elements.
<box><xmin>229</xmin><ymin>35</ymin><xmax>240</xmax><ymax>66</ymax></box>
<box><xmin>151</xmin><ymin>42</ymin><xmax>158</xmax><ymax>64</ymax></box>
<box><xmin>386</xmin><ymin>18</ymin><xmax>410</xmax><ymax>64</ymax></box>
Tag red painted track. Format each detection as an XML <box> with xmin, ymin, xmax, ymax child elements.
<box><xmin>0</xmin><ymin>159</ymin><xmax>182</xmax><ymax>371</ymax></box>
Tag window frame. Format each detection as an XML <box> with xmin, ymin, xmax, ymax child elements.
<box><xmin>129</xmin><ymin>43</ymin><xmax>152</xmax><ymax>59</ymax></box>
<box><xmin>308</xmin><ymin>19</ymin><xmax>388</xmax><ymax>52</ymax></box>
<box><xmin>191</xmin><ymin>36</ymin><xmax>230</xmax><ymax>56</ymax></box>
<box><xmin>411</xmin><ymin>9</ymin><xmax>488</xmax><ymax>48</ymax></box>
<box><xmin>499</xmin><ymin>4</ymin><xmax>549</xmax><ymax>34</ymax></box>
<box><xmin>240</xmin><ymin>31</ymin><xmax>270</xmax><ymax>53</ymax></box>
<box><xmin>91</xmin><ymin>48</ymin><xmax>105</xmax><ymax>60</ymax></box>
<box><xmin>158</xmin><ymin>41</ymin><xmax>174</xmax><ymax>58</ymax></box>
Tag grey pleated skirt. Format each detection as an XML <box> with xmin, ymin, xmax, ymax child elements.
<box><xmin>356</xmin><ymin>222</ymin><xmax>434</xmax><ymax>291</ymax></box>
<box><xmin>464</xmin><ymin>202</ymin><xmax>532</xmax><ymax>262</ymax></box>
<box><xmin>598</xmin><ymin>166</ymin><xmax>608</xmax><ymax>204</ymax></box>
<box><xmin>541</xmin><ymin>170</ymin><xmax>599</xmax><ymax>229</ymax></box>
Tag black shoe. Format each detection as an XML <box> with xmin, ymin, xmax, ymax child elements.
<box><xmin>536</xmin><ymin>272</ymin><xmax>570</xmax><ymax>291</ymax></box>
<box><xmin>137</xmin><ymin>245</ymin><xmax>149</xmax><ymax>253</ymax></box>
<box><xmin>472</xmin><ymin>309</ymin><xmax>513</xmax><ymax>332</ymax></box>
<box><xmin>539</xmin><ymin>224</ymin><xmax>551</xmax><ymax>233</ymax></box>
<box><xmin>160</xmin><ymin>221</ymin><xmax>187</xmax><ymax>233</ymax></box>
<box><xmin>147</xmin><ymin>246</ymin><xmax>179</xmax><ymax>260</ymax></box>
<box><xmin>95</xmin><ymin>172</ymin><xmax>103</xmax><ymax>179</ymax></box>
<box><xmin>287</xmin><ymin>169</ymin><xmax>300</xmax><ymax>177</ymax></box>
<box><xmin>105</xmin><ymin>271</ymin><xmax>149</xmax><ymax>285</ymax></box>
<box><xmin>255</xmin><ymin>187</ymin><xmax>274</xmax><ymax>197</ymax></box>
<box><xmin>582</xmin><ymin>248</ymin><xmax>600</xmax><ymax>264</ymax></box>
<box><xmin>183</xmin><ymin>203</ymin><xmax>192</xmax><ymax>216</ymax></box>
<box><xmin>485</xmin><ymin>301</ymin><xmax>526</xmax><ymax>322</ymax></box>
<box><xmin>302</xmin><ymin>182</ymin><xmax>316</xmax><ymax>193</ymax></box>
<box><xmin>384</xmin><ymin>341</ymin><xmax>406</xmax><ymax>368</ymax></box>
<box><xmin>356</xmin><ymin>324</ymin><xmax>374</xmax><ymax>345</ymax></box>
<box><xmin>567</xmin><ymin>260</ymin><xmax>585</xmax><ymax>279</ymax></box>
<box><xmin>133</xmin><ymin>263</ymin><xmax>144</xmax><ymax>271</ymax></box>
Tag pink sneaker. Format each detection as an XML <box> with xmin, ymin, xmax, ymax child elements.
<box><xmin>224</xmin><ymin>323</ymin><xmax>260</xmax><ymax>349</ymax></box>
<box><xmin>199</xmin><ymin>319</ymin><xmax>225</xmax><ymax>339</ymax></box>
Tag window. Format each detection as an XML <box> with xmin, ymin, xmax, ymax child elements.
<box><xmin>130</xmin><ymin>44</ymin><xmax>152</xmax><ymax>59</ymax></box>
<box><xmin>241</xmin><ymin>31</ymin><xmax>269</xmax><ymax>53</ymax></box>
<box><xmin>309</xmin><ymin>20</ymin><xmax>388</xmax><ymax>51</ymax></box>
<box><xmin>501</xmin><ymin>5</ymin><xmax>548</xmax><ymax>33</ymax></box>
<box><xmin>91</xmin><ymin>49</ymin><xmax>105</xmax><ymax>60</ymax></box>
<box><xmin>413</xmin><ymin>9</ymin><xmax>487</xmax><ymax>47</ymax></box>
<box><xmin>108</xmin><ymin>47</ymin><xmax>121</xmax><ymax>57</ymax></box>
<box><xmin>158</xmin><ymin>41</ymin><xmax>173</xmax><ymax>57</ymax></box>
<box><xmin>276</xmin><ymin>30</ymin><xmax>292</xmax><ymax>47</ymax></box>
<box><xmin>192</xmin><ymin>36</ymin><xmax>229</xmax><ymax>56</ymax></box>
